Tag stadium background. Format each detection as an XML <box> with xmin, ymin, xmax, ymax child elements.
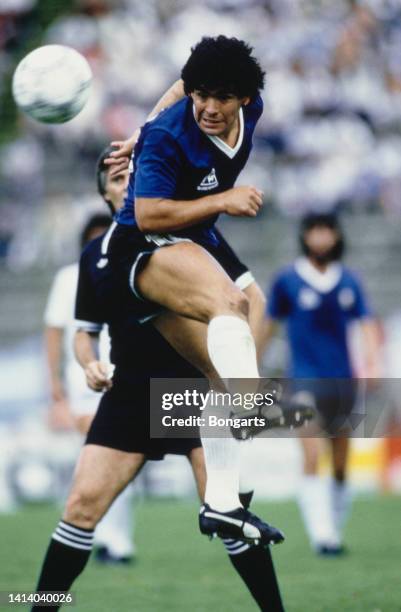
<box><xmin>0</xmin><ymin>1</ymin><xmax>400</xmax><ymax>611</ymax></box>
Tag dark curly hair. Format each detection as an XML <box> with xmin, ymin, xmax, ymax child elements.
<box><xmin>181</xmin><ymin>36</ymin><xmax>265</xmax><ymax>100</ymax></box>
<box><xmin>300</xmin><ymin>213</ymin><xmax>345</xmax><ymax>261</ymax></box>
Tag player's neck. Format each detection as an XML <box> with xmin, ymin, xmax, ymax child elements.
<box><xmin>308</xmin><ymin>257</ymin><xmax>329</xmax><ymax>273</ymax></box>
<box><xmin>219</xmin><ymin>116</ymin><xmax>240</xmax><ymax>147</ymax></box>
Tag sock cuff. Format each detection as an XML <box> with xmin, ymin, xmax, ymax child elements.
<box><xmin>222</xmin><ymin>538</ymin><xmax>251</xmax><ymax>556</ymax></box>
<box><xmin>52</xmin><ymin>520</ymin><xmax>94</xmax><ymax>551</ymax></box>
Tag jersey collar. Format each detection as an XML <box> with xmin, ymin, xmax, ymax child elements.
<box><xmin>294</xmin><ymin>257</ymin><xmax>342</xmax><ymax>293</ymax></box>
<box><xmin>193</xmin><ymin>105</ymin><xmax>244</xmax><ymax>159</ymax></box>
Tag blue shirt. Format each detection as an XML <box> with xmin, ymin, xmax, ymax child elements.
<box><xmin>117</xmin><ymin>95</ymin><xmax>263</xmax><ymax>243</ymax></box>
<box><xmin>267</xmin><ymin>258</ymin><xmax>371</xmax><ymax>378</ymax></box>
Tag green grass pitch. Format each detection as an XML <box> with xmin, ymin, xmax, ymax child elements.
<box><xmin>0</xmin><ymin>495</ymin><xmax>400</xmax><ymax>611</ymax></box>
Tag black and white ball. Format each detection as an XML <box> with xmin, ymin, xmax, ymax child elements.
<box><xmin>12</xmin><ymin>45</ymin><xmax>92</xmax><ymax>124</ymax></box>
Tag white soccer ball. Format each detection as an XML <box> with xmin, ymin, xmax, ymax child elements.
<box><xmin>12</xmin><ymin>44</ymin><xmax>92</xmax><ymax>124</ymax></box>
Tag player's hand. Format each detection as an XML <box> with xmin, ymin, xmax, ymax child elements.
<box><xmin>104</xmin><ymin>128</ymin><xmax>141</xmax><ymax>177</ymax></box>
<box><xmin>364</xmin><ymin>360</ymin><xmax>382</xmax><ymax>391</ymax></box>
<box><xmin>221</xmin><ymin>186</ymin><xmax>263</xmax><ymax>217</ymax></box>
<box><xmin>84</xmin><ymin>360</ymin><xmax>113</xmax><ymax>392</ymax></box>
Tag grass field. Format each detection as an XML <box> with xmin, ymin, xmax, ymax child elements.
<box><xmin>0</xmin><ymin>495</ymin><xmax>400</xmax><ymax>612</ymax></box>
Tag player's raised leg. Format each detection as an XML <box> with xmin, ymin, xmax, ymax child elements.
<box><xmin>138</xmin><ymin>241</ymin><xmax>260</xmax><ymax>381</ymax></box>
<box><xmin>32</xmin><ymin>446</ymin><xmax>145</xmax><ymax>611</ymax></box>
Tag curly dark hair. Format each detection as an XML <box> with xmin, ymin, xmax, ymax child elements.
<box><xmin>181</xmin><ymin>36</ymin><xmax>265</xmax><ymax>99</ymax></box>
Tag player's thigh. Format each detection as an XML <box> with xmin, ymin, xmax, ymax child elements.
<box><xmin>137</xmin><ymin>241</ymin><xmax>248</xmax><ymax>322</ymax></box>
<box><xmin>65</xmin><ymin>444</ymin><xmax>145</xmax><ymax>517</ymax></box>
<box><xmin>153</xmin><ymin>312</ymin><xmax>220</xmax><ymax>382</ymax></box>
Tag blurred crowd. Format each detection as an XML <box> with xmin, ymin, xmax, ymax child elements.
<box><xmin>1</xmin><ymin>0</ymin><xmax>401</xmax><ymax>265</ymax></box>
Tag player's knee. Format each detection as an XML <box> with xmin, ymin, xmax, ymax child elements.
<box><xmin>64</xmin><ymin>487</ymin><xmax>105</xmax><ymax>529</ymax></box>
<box><xmin>212</xmin><ymin>284</ymin><xmax>249</xmax><ymax>319</ymax></box>
<box><xmin>246</xmin><ymin>282</ymin><xmax>266</xmax><ymax>313</ymax></box>
<box><xmin>222</xmin><ymin>287</ymin><xmax>249</xmax><ymax>319</ymax></box>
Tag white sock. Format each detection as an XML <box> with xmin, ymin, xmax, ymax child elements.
<box><xmin>330</xmin><ymin>478</ymin><xmax>351</xmax><ymax>537</ymax></box>
<box><xmin>95</xmin><ymin>485</ymin><xmax>135</xmax><ymax>557</ymax></box>
<box><xmin>203</xmin><ymin>316</ymin><xmax>259</xmax><ymax>512</ymax></box>
<box><xmin>297</xmin><ymin>475</ymin><xmax>339</xmax><ymax>548</ymax></box>
<box><xmin>207</xmin><ymin>315</ymin><xmax>259</xmax><ymax>380</ymax></box>
<box><xmin>239</xmin><ymin>438</ymin><xmax>256</xmax><ymax>495</ymax></box>
<box><xmin>202</xmin><ymin>398</ymin><xmax>240</xmax><ymax>512</ymax></box>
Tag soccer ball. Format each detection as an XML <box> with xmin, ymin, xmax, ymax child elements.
<box><xmin>12</xmin><ymin>45</ymin><xmax>92</xmax><ymax>124</ymax></box>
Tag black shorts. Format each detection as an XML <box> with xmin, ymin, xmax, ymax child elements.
<box><xmin>108</xmin><ymin>224</ymin><xmax>253</xmax><ymax>322</ymax></box>
<box><xmin>86</xmin><ymin>377</ymin><xmax>201</xmax><ymax>460</ymax></box>
<box><xmin>292</xmin><ymin>379</ymin><xmax>358</xmax><ymax>434</ymax></box>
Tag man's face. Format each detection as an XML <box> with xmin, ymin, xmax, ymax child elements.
<box><xmin>190</xmin><ymin>89</ymin><xmax>250</xmax><ymax>139</ymax></box>
<box><xmin>104</xmin><ymin>168</ymin><xmax>129</xmax><ymax>211</ymax></box>
<box><xmin>304</xmin><ymin>225</ymin><xmax>339</xmax><ymax>259</ymax></box>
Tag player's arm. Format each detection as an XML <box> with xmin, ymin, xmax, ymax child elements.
<box><xmin>74</xmin><ymin>252</ymin><xmax>112</xmax><ymax>392</ymax></box>
<box><xmin>136</xmin><ymin>187</ymin><xmax>263</xmax><ymax>233</ymax></box>
<box><xmin>106</xmin><ymin>79</ymin><xmax>185</xmax><ymax>174</ymax></box>
<box><xmin>44</xmin><ymin>270</ymin><xmax>75</xmax><ymax>429</ymax></box>
<box><xmin>74</xmin><ymin>329</ymin><xmax>112</xmax><ymax>392</ymax></box>
<box><xmin>258</xmin><ymin>317</ymin><xmax>280</xmax><ymax>361</ymax></box>
<box><xmin>257</xmin><ymin>274</ymin><xmax>288</xmax><ymax>360</ymax></box>
<box><xmin>360</xmin><ymin>318</ymin><xmax>382</xmax><ymax>378</ymax></box>
<box><xmin>44</xmin><ymin>326</ymin><xmax>65</xmax><ymax>402</ymax></box>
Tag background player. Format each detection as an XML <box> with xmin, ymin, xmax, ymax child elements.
<box><xmin>32</xmin><ymin>146</ymin><xmax>285</xmax><ymax>612</ymax></box>
<box><xmin>261</xmin><ymin>213</ymin><xmax>380</xmax><ymax>554</ymax></box>
<box><xmin>109</xmin><ymin>35</ymin><xmax>282</xmax><ymax>543</ymax></box>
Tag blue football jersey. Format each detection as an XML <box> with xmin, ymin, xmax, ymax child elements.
<box><xmin>267</xmin><ymin>258</ymin><xmax>372</xmax><ymax>378</ymax></box>
<box><xmin>117</xmin><ymin>95</ymin><xmax>263</xmax><ymax>242</ymax></box>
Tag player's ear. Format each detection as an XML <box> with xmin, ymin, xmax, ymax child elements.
<box><xmin>241</xmin><ymin>97</ymin><xmax>251</xmax><ymax>106</ymax></box>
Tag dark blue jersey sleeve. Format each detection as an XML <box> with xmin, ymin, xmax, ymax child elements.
<box><xmin>266</xmin><ymin>273</ymin><xmax>291</xmax><ymax>319</ymax></box>
<box><xmin>134</xmin><ymin>128</ymin><xmax>183</xmax><ymax>199</ymax></box>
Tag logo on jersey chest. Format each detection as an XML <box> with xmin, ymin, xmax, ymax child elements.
<box><xmin>338</xmin><ymin>287</ymin><xmax>355</xmax><ymax>309</ymax></box>
<box><xmin>298</xmin><ymin>287</ymin><xmax>321</xmax><ymax>309</ymax></box>
<box><xmin>197</xmin><ymin>168</ymin><xmax>219</xmax><ymax>191</ymax></box>
<box><xmin>96</xmin><ymin>257</ymin><xmax>108</xmax><ymax>269</ymax></box>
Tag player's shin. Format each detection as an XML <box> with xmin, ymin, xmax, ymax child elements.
<box><xmin>32</xmin><ymin>520</ymin><xmax>94</xmax><ymax>611</ymax></box>
<box><xmin>201</xmin><ymin>399</ymin><xmax>241</xmax><ymax>512</ymax></box>
<box><xmin>222</xmin><ymin>539</ymin><xmax>285</xmax><ymax>612</ymax></box>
